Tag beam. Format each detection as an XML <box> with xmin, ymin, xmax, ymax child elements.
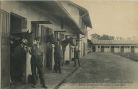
<box><xmin>31</xmin><ymin>21</ymin><xmax>52</xmax><ymax>24</ymax></box>
<box><xmin>54</xmin><ymin>31</ymin><xmax>66</xmax><ymax>32</ymax></box>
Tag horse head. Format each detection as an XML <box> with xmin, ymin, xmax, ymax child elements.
<box><xmin>10</xmin><ymin>30</ymin><xmax>32</xmax><ymax>49</ymax></box>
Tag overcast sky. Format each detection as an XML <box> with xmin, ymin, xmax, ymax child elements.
<box><xmin>73</xmin><ymin>0</ymin><xmax>138</xmax><ymax>39</ymax></box>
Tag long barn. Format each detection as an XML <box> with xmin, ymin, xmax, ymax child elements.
<box><xmin>91</xmin><ymin>39</ymin><xmax>138</xmax><ymax>53</ymax></box>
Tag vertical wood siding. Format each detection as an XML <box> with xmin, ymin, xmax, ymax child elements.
<box><xmin>0</xmin><ymin>9</ymin><xmax>10</xmax><ymax>88</ymax></box>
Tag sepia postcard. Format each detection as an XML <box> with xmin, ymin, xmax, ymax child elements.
<box><xmin>0</xmin><ymin>0</ymin><xmax>138</xmax><ymax>89</ymax></box>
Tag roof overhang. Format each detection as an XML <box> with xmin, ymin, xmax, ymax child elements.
<box><xmin>20</xmin><ymin>1</ymin><xmax>91</xmax><ymax>34</ymax></box>
<box><xmin>31</xmin><ymin>21</ymin><xmax>52</xmax><ymax>24</ymax></box>
<box><xmin>67</xmin><ymin>1</ymin><xmax>92</xmax><ymax>28</ymax></box>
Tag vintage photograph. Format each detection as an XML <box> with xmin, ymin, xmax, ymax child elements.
<box><xmin>0</xmin><ymin>0</ymin><xmax>138</xmax><ymax>89</ymax></box>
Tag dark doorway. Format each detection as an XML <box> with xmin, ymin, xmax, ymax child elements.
<box><xmin>44</xmin><ymin>27</ymin><xmax>54</xmax><ymax>71</ymax></box>
<box><xmin>101</xmin><ymin>46</ymin><xmax>104</xmax><ymax>52</ymax></box>
<box><xmin>31</xmin><ymin>22</ymin><xmax>54</xmax><ymax>71</ymax></box>
<box><xmin>92</xmin><ymin>45</ymin><xmax>96</xmax><ymax>52</ymax></box>
<box><xmin>121</xmin><ymin>46</ymin><xmax>124</xmax><ymax>53</ymax></box>
<box><xmin>111</xmin><ymin>46</ymin><xmax>114</xmax><ymax>53</ymax></box>
<box><xmin>131</xmin><ymin>46</ymin><xmax>135</xmax><ymax>53</ymax></box>
<box><xmin>10</xmin><ymin>13</ymin><xmax>27</xmax><ymax>83</ymax></box>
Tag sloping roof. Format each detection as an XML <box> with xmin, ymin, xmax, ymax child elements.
<box><xmin>19</xmin><ymin>1</ymin><xmax>92</xmax><ymax>34</ymax></box>
<box><xmin>92</xmin><ymin>39</ymin><xmax>138</xmax><ymax>45</ymax></box>
<box><xmin>67</xmin><ymin>1</ymin><xmax>92</xmax><ymax>28</ymax></box>
<box><xmin>21</xmin><ymin>1</ymin><xmax>82</xmax><ymax>34</ymax></box>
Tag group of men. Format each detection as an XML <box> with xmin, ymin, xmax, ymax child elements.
<box><xmin>30</xmin><ymin>37</ymin><xmax>81</xmax><ymax>88</ymax></box>
<box><xmin>11</xmin><ymin>36</ymin><xmax>81</xmax><ymax>89</ymax></box>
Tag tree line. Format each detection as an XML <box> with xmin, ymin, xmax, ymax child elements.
<box><xmin>91</xmin><ymin>33</ymin><xmax>126</xmax><ymax>40</ymax></box>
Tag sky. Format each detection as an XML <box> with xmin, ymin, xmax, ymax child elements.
<box><xmin>73</xmin><ymin>0</ymin><xmax>138</xmax><ymax>39</ymax></box>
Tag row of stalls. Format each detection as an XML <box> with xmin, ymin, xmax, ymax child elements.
<box><xmin>91</xmin><ymin>39</ymin><xmax>138</xmax><ymax>53</ymax></box>
<box><xmin>93</xmin><ymin>45</ymin><xmax>138</xmax><ymax>53</ymax></box>
<box><xmin>0</xmin><ymin>1</ymin><xmax>92</xmax><ymax>88</ymax></box>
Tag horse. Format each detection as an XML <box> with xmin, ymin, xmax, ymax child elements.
<box><xmin>61</xmin><ymin>37</ymin><xmax>75</xmax><ymax>65</ymax></box>
<box><xmin>10</xmin><ymin>31</ymin><xmax>32</xmax><ymax>83</ymax></box>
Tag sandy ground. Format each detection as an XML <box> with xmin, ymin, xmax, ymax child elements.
<box><xmin>59</xmin><ymin>53</ymin><xmax>138</xmax><ymax>89</ymax></box>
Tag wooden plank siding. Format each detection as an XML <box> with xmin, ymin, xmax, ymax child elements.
<box><xmin>0</xmin><ymin>9</ymin><xmax>10</xmax><ymax>88</ymax></box>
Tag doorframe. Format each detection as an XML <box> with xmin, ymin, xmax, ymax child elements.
<box><xmin>1</xmin><ymin>9</ymin><xmax>11</xmax><ymax>88</ymax></box>
<box><xmin>10</xmin><ymin>12</ymin><xmax>27</xmax><ymax>82</ymax></box>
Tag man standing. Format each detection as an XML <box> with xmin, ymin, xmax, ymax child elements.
<box><xmin>54</xmin><ymin>40</ymin><xmax>63</xmax><ymax>73</ymax></box>
<box><xmin>74</xmin><ymin>46</ymin><xmax>81</xmax><ymax>67</ymax></box>
<box><xmin>31</xmin><ymin>37</ymin><xmax>47</xmax><ymax>88</ymax></box>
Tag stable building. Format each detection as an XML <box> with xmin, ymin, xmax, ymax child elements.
<box><xmin>0</xmin><ymin>1</ymin><xmax>92</xmax><ymax>88</ymax></box>
<box><xmin>91</xmin><ymin>39</ymin><xmax>138</xmax><ymax>53</ymax></box>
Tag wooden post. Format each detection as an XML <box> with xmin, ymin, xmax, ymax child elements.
<box><xmin>52</xmin><ymin>44</ymin><xmax>55</xmax><ymax>70</ymax></box>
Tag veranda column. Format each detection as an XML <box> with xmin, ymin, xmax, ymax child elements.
<box><xmin>0</xmin><ymin>27</ymin><xmax>1</xmax><ymax>88</ymax></box>
<box><xmin>25</xmin><ymin>20</ymin><xmax>32</xmax><ymax>82</ymax></box>
<box><xmin>95</xmin><ymin>45</ymin><xmax>98</xmax><ymax>52</ymax></box>
<box><xmin>52</xmin><ymin>44</ymin><xmax>55</xmax><ymax>70</ymax></box>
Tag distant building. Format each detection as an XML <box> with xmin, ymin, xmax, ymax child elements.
<box><xmin>91</xmin><ymin>38</ymin><xmax>138</xmax><ymax>53</ymax></box>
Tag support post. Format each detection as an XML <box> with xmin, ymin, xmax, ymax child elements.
<box><xmin>52</xmin><ymin>44</ymin><xmax>55</xmax><ymax>70</ymax></box>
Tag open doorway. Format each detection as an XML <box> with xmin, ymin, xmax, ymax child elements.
<box><xmin>31</xmin><ymin>22</ymin><xmax>54</xmax><ymax>71</ymax></box>
<box><xmin>10</xmin><ymin>13</ymin><xmax>27</xmax><ymax>83</ymax></box>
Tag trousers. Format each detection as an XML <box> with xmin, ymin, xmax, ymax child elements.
<box><xmin>74</xmin><ymin>58</ymin><xmax>80</xmax><ymax>66</ymax></box>
<box><xmin>31</xmin><ymin>55</ymin><xmax>45</xmax><ymax>85</ymax></box>
<box><xmin>54</xmin><ymin>59</ymin><xmax>61</xmax><ymax>73</ymax></box>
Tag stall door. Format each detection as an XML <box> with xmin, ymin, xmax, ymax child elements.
<box><xmin>92</xmin><ymin>46</ymin><xmax>96</xmax><ymax>52</ymax></box>
<box><xmin>101</xmin><ymin>46</ymin><xmax>104</xmax><ymax>52</ymax></box>
<box><xmin>10</xmin><ymin>13</ymin><xmax>27</xmax><ymax>83</ymax></box>
<box><xmin>121</xmin><ymin>46</ymin><xmax>124</xmax><ymax>53</ymax></box>
<box><xmin>111</xmin><ymin>46</ymin><xmax>114</xmax><ymax>53</ymax></box>
<box><xmin>0</xmin><ymin>9</ymin><xmax>10</xmax><ymax>88</ymax></box>
<box><xmin>131</xmin><ymin>46</ymin><xmax>134</xmax><ymax>53</ymax></box>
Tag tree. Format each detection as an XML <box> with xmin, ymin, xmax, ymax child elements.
<box><xmin>91</xmin><ymin>33</ymin><xmax>100</xmax><ymax>39</ymax></box>
<box><xmin>91</xmin><ymin>33</ymin><xmax>115</xmax><ymax>40</ymax></box>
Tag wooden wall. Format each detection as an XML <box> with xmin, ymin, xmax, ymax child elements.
<box><xmin>0</xmin><ymin>9</ymin><xmax>10</xmax><ymax>88</ymax></box>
